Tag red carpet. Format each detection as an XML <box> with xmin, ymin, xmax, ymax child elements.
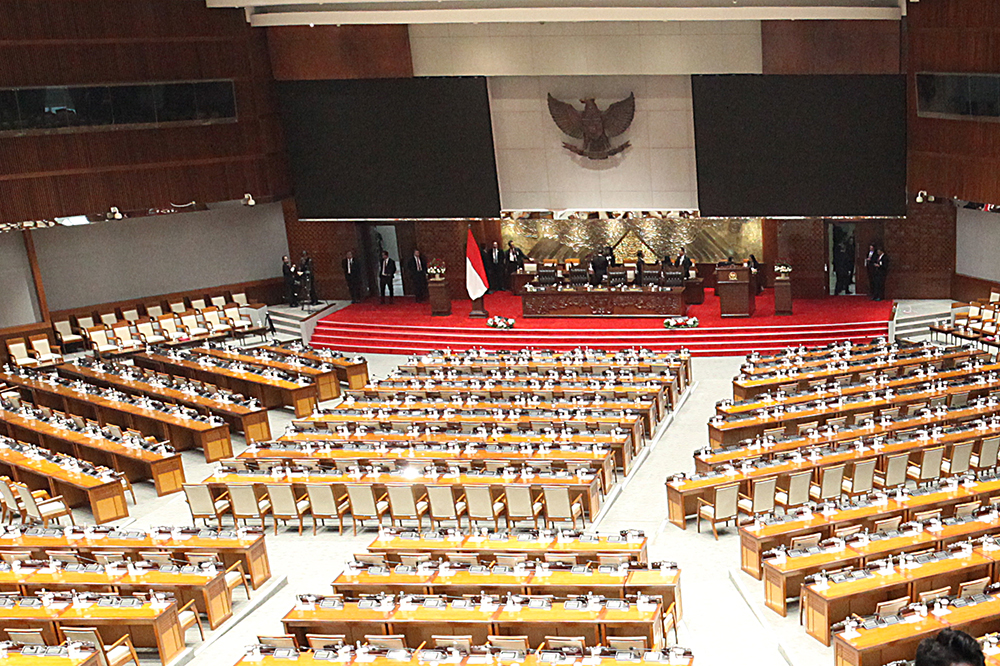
<box><xmin>311</xmin><ymin>291</ymin><xmax>894</xmax><ymax>356</ymax></box>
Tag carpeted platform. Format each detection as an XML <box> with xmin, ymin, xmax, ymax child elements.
<box><xmin>311</xmin><ymin>290</ymin><xmax>895</xmax><ymax>355</ymax></box>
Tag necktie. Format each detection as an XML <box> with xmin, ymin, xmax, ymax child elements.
<box><xmin>416</xmin><ymin>258</ymin><xmax>421</xmax><ymax>271</ymax></box>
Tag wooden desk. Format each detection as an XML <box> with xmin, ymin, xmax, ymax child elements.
<box><xmin>0</xmin><ymin>649</ymin><xmax>99</xmax><ymax>666</ymax></box>
<box><xmin>193</xmin><ymin>346</ymin><xmax>340</xmax><ymax>402</ymax></box>
<box><xmin>133</xmin><ymin>352</ymin><xmax>318</xmax><ymax>418</ymax></box>
<box><xmin>0</xmin><ymin>408</ymin><xmax>184</xmax><ymax>497</ymax></box>
<box><xmin>8</xmin><ymin>565</ymin><xmax>231</xmax><ymax>629</ymax></box>
<box><xmin>732</xmin><ymin>347</ymin><xmax>986</xmax><ymax>400</ymax></box>
<box><xmin>521</xmin><ymin>287</ymin><xmax>686</xmax><ymax>318</ymax></box>
<box><xmin>57</xmin><ymin>363</ymin><xmax>271</xmax><ymax>443</ymax></box>
<box><xmin>0</xmin><ymin>442</ymin><xmax>128</xmax><ymax>524</ymax></box>
<box><xmin>741</xmin><ymin>343</ymin><xmax>936</xmax><ymax>377</ymax></box>
<box><xmin>0</xmin><ymin>369</ymin><xmax>232</xmax><ymax>463</ymax></box>
<box><xmin>202</xmin><ymin>469</ymin><xmax>605</xmax><ymax>519</ymax></box>
<box><xmin>331</xmin><ymin>565</ymin><xmax>681</xmax><ymax>619</ymax></box>
<box><xmin>263</xmin><ymin>343</ymin><xmax>370</xmax><ymax>389</ymax></box>
<box><xmin>231</xmin><ymin>648</ymin><xmax>693</xmax><ymax>666</ymax></box>
<box><xmin>0</xmin><ymin>598</ymin><xmax>184</xmax><ymax>666</ymax></box>
<box><xmin>281</xmin><ymin>598</ymin><xmax>664</xmax><ymax>648</ymax></box>
<box><xmin>802</xmin><ymin>548</ymin><xmax>994</xmax><ymax>646</ymax></box>
<box><xmin>0</xmin><ymin>527</ymin><xmax>272</xmax><ymax>589</ymax></box>
<box><xmin>367</xmin><ymin>531</ymin><xmax>648</xmax><ymax>565</ymax></box>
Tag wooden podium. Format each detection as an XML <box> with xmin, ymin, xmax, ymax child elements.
<box><xmin>774</xmin><ymin>275</ymin><xmax>793</xmax><ymax>315</ymax></box>
<box><xmin>716</xmin><ymin>266</ymin><xmax>755</xmax><ymax>317</ymax></box>
<box><xmin>428</xmin><ymin>278</ymin><xmax>451</xmax><ymax>316</ymax></box>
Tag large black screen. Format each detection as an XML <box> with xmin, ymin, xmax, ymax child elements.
<box><xmin>277</xmin><ymin>78</ymin><xmax>501</xmax><ymax>219</ymax></box>
<box><xmin>691</xmin><ymin>75</ymin><xmax>906</xmax><ymax>217</ymax></box>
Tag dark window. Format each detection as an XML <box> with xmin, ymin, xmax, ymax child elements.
<box><xmin>917</xmin><ymin>73</ymin><xmax>1000</xmax><ymax>120</ymax></box>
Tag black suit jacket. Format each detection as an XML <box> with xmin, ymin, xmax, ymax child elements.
<box><xmin>677</xmin><ymin>255</ymin><xmax>692</xmax><ymax>275</ymax></box>
<box><xmin>591</xmin><ymin>254</ymin><xmax>608</xmax><ymax>274</ymax></box>
<box><xmin>407</xmin><ymin>256</ymin><xmax>428</xmax><ymax>279</ymax></box>
<box><xmin>379</xmin><ymin>257</ymin><xmax>396</xmax><ymax>278</ymax></box>
<box><xmin>505</xmin><ymin>248</ymin><xmax>525</xmax><ymax>271</ymax></box>
<box><xmin>343</xmin><ymin>257</ymin><xmax>360</xmax><ymax>282</ymax></box>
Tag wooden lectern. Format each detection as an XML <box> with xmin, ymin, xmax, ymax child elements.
<box><xmin>716</xmin><ymin>266</ymin><xmax>755</xmax><ymax>317</ymax></box>
<box><xmin>428</xmin><ymin>278</ymin><xmax>451</xmax><ymax>316</ymax></box>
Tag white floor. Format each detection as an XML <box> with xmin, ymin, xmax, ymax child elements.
<box><xmin>68</xmin><ymin>352</ymin><xmax>838</xmax><ymax>666</ymax></box>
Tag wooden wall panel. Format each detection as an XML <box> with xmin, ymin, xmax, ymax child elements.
<box><xmin>266</xmin><ymin>25</ymin><xmax>413</xmax><ymax>81</ymax></box>
<box><xmin>908</xmin><ymin>0</ymin><xmax>1000</xmax><ymax>205</ymax></box>
<box><xmin>884</xmin><ymin>201</ymin><xmax>956</xmax><ymax>299</ymax></box>
<box><xmin>775</xmin><ymin>219</ymin><xmax>827</xmax><ymax>299</ymax></box>
<box><xmin>0</xmin><ymin>0</ymin><xmax>290</xmax><ymax>225</ymax></box>
<box><xmin>762</xmin><ymin>20</ymin><xmax>901</xmax><ymax>74</ymax></box>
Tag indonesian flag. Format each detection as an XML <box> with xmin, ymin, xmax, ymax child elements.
<box><xmin>466</xmin><ymin>229</ymin><xmax>489</xmax><ymax>300</ymax></box>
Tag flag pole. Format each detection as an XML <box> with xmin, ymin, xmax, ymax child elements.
<box><xmin>467</xmin><ymin>224</ymin><xmax>489</xmax><ymax>318</ymax></box>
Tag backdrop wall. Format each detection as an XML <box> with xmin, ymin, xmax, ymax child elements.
<box><xmin>489</xmin><ymin>75</ymin><xmax>697</xmax><ymax>210</ymax></box>
<box><xmin>956</xmin><ymin>206</ymin><xmax>1000</xmax><ymax>283</ymax></box>
<box><xmin>33</xmin><ymin>203</ymin><xmax>289</xmax><ymax>312</ymax></box>
<box><xmin>0</xmin><ymin>233</ymin><xmax>42</xmax><ymax>328</ymax></box>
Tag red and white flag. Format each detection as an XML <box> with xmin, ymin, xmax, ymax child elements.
<box><xmin>466</xmin><ymin>229</ymin><xmax>489</xmax><ymax>300</ymax></box>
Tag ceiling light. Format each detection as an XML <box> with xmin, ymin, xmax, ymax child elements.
<box><xmin>243</xmin><ymin>193</ymin><xmax>256</xmax><ymax>207</ymax></box>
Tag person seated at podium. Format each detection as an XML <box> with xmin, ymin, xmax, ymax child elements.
<box><xmin>718</xmin><ymin>256</ymin><xmax>737</xmax><ymax>267</ymax></box>
<box><xmin>634</xmin><ymin>250</ymin><xmax>647</xmax><ymax>286</ymax></box>
<box><xmin>589</xmin><ymin>251</ymin><xmax>608</xmax><ymax>286</ymax></box>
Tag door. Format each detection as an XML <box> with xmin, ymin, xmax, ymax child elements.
<box><xmin>827</xmin><ymin>222</ymin><xmax>857</xmax><ymax>296</ymax></box>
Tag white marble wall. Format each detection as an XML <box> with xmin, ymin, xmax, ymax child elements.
<box><xmin>409</xmin><ymin>21</ymin><xmax>762</xmax><ymax>77</ymax></box>
<box><xmin>488</xmin><ymin>75</ymin><xmax>698</xmax><ymax>210</ymax></box>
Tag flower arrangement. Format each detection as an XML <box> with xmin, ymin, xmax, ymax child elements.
<box><xmin>488</xmin><ymin>317</ymin><xmax>516</xmax><ymax>330</ymax></box>
<box><xmin>775</xmin><ymin>263</ymin><xmax>793</xmax><ymax>275</ymax></box>
<box><xmin>664</xmin><ymin>316</ymin><xmax>699</xmax><ymax>329</ymax></box>
<box><xmin>428</xmin><ymin>259</ymin><xmax>446</xmax><ymax>277</ymax></box>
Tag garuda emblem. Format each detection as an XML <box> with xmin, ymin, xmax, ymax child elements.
<box><xmin>547</xmin><ymin>92</ymin><xmax>635</xmax><ymax>160</ymax></box>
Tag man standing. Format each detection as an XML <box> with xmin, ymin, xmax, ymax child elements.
<box><xmin>833</xmin><ymin>241</ymin><xmax>851</xmax><ymax>295</ymax></box>
<box><xmin>342</xmin><ymin>251</ymin><xmax>362</xmax><ymax>303</ymax></box>
<box><xmin>484</xmin><ymin>241</ymin><xmax>504</xmax><ymax>293</ymax></box>
<box><xmin>407</xmin><ymin>249</ymin><xmax>429</xmax><ymax>302</ymax></box>
<box><xmin>676</xmin><ymin>248</ymin><xmax>693</xmax><ymax>277</ymax></box>
<box><xmin>864</xmin><ymin>243</ymin><xmax>877</xmax><ymax>299</ymax></box>
<box><xmin>301</xmin><ymin>251</ymin><xmax>318</xmax><ymax>305</ymax></box>
<box><xmin>872</xmin><ymin>246</ymin><xmax>889</xmax><ymax>301</ymax></box>
<box><xmin>378</xmin><ymin>250</ymin><xmax>396</xmax><ymax>304</ymax></box>
<box><xmin>282</xmin><ymin>256</ymin><xmax>295</xmax><ymax>306</ymax></box>
<box><xmin>505</xmin><ymin>241</ymin><xmax>525</xmax><ymax>291</ymax></box>
<box><xmin>590</xmin><ymin>251</ymin><xmax>608</xmax><ymax>286</ymax></box>
<box><xmin>634</xmin><ymin>250</ymin><xmax>646</xmax><ymax>286</ymax></box>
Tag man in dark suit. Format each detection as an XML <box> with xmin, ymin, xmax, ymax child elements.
<box><xmin>604</xmin><ymin>246</ymin><xmax>616</xmax><ymax>267</ymax></box>
<box><xmin>676</xmin><ymin>248</ymin><xmax>693</xmax><ymax>277</ymax></box>
<box><xmin>864</xmin><ymin>243</ymin><xmax>878</xmax><ymax>299</ymax></box>
<box><xmin>590</xmin><ymin>251</ymin><xmax>608</xmax><ymax>286</ymax></box>
<box><xmin>484</xmin><ymin>241</ymin><xmax>504</xmax><ymax>292</ymax></box>
<box><xmin>634</xmin><ymin>250</ymin><xmax>646</xmax><ymax>286</ymax></box>
<box><xmin>342</xmin><ymin>250</ymin><xmax>362</xmax><ymax>303</ymax></box>
<box><xmin>378</xmin><ymin>250</ymin><xmax>396</xmax><ymax>304</ymax></box>
<box><xmin>504</xmin><ymin>241</ymin><xmax>526</xmax><ymax>291</ymax></box>
<box><xmin>872</xmin><ymin>247</ymin><xmax>889</xmax><ymax>301</ymax></box>
<box><xmin>407</xmin><ymin>249</ymin><xmax>429</xmax><ymax>302</ymax></box>
<box><xmin>282</xmin><ymin>255</ymin><xmax>295</xmax><ymax>306</ymax></box>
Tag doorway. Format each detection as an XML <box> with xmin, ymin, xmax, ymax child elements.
<box><xmin>369</xmin><ymin>224</ymin><xmax>404</xmax><ymax>296</ymax></box>
<box><xmin>827</xmin><ymin>222</ymin><xmax>857</xmax><ymax>296</ymax></box>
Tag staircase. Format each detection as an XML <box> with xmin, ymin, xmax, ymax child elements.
<box><xmin>267</xmin><ymin>303</ymin><xmax>349</xmax><ymax>342</ymax></box>
<box><xmin>890</xmin><ymin>300</ymin><xmax>954</xmax><ymax>343</ymax></box>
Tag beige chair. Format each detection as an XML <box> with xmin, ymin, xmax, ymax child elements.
<box><xmin>15</xmin><ymin>484</ymin><xmax>73</xmax><ymax>526</ymax></box>
<box><xmin>232</xmin><ymin>292</ymin><xmax>250</xmax><ymax>306</ymax></box>
<box><xmin>145</xmin><ymin>304</ymin><xmax>164</xmax><ymax>319</ymax></box>
<box><xmin>399</xmin><ymin>552</ymin><xmax>432</xmax><ymax>567</ymax></box>
<box><xmin>179</xmin><ymin>311</ymin><xmax>210</xmax><ymax>337</ymax></box>
<box><xmin>7</xmin><ymin>628</ymin><xmax>47</xmax><ymax>645</ymax></box>
<box><xmin>305</xmin><ymin>484</ymin><xmax>350</xmax><ymax>535</ymax></box>
<box><xmin>190</xmin><ymin>298</ymin><xmax>207</xmax><ymax>312</ymax></box>
<box><xmin>874</xmin><ymin>597</ymin><xmax>909</xmax><ymax>617</ymax></box>
<box><xmin>607</xmin><ymin>637</ymin><xmax>648</xmax><ymax>651</ymax></box>
<box><xmin>223</xmin><ymin>304</ymin><xmax>254</xmax><ymax>332</ymax></box>
<box><xmin>796</xmin><ymin>421</ymin><xmax>820</xmax><ymax>436</ymax></box>
<box><xmin>737</xmin><ymin>476</ymin><xmax>776</xmax><ymax>518</ymax></box>
<box><xmin>432</xmin><ymin>636</ymin><xmax>472</xmax><ymax>653</ymax></box>
<box><xmin>178</xmin><ymin>599</ymin><xmax>205</xmax><ymax>642</ymax></box>
<box><xmin>941</xmin><ymin>442</ymin><xmax>974</xmax><ymax>477</ymax></box>
<box><xmin>121</xmin><ymin>308</ymin><xmax>140</xmax><ymax>322</ymax></box>
<box><xmin>61</xmin><ymin>628</ymin><xmax>139</xmax><ymax>666</ymax></box>
<box><xmin>465</xmin><ymin>486</ymin><xmax>507</xmax><ymax>530</ymax></box>
<box><xmin>258</xmin><ymin>636</ymin><xmax>298</xmax><ymax>649</ymax></box>
<box><xmin>99</xmin><ymin>312</ymin><xmax>119</xmax><ymax>327</ymax></box>
<box><xmin>955</xmin><ymin>500</ymin><xmax>981</xmax><ymax>518</ymax></box>
<box><xmin>110</xmin><ymin>322</ymin><xmax>143</xmax><ymax>352</ymax></box>
<box><xmin>697</xmin><ymin>483</ymin><xmax>739</xmax><ymax>540</ymax></box>
<box><xmin>495</xmin><ymin>553</ymin><xmax>528</xmax><ymax>567</ymax></box>
<box><xmin>366</xmin><ymin>635</ymin><xmax>406</xmax><ymax>649</ymax></box>
<box><xmin>156</xmin><ymin>315</ymin><xmax>186</xmax><ymax>341</ymax></box>
<box><xmin>873</xmin><ymin>516</ymin><xmax>902</xmax><ymax>534</ymax></box>
<box><xmin>210</xmin><ymin>295</ymin><xmax>228</xmax><ymax>308</ymax></box>
<box><xmin>53</xmin><ymin>320</ymin><xmax>85</xmax><ymax>351</ymax></box>
<box><xmin>874</xmin><ymin>453</ymin><xmax>910</xmax><ymax>490</ymax></box>
<box><xmin>266</xmin><ymin>484</ymin><xmax>310</xmax><ymax>535</ymax></box>
<box><xmin>306</xmin><ymin>634</ymin><xmax>347</xmax><ymax>649</ymax></box>
<box><xmin>92</xmin><ymin>551</ymin><xmax>126</xmax><ymax>565</ymax></box>
<box><xmin>227</xmin><ymin>484</ymin><xmax>271</xmax><ymax>528</ymax></box>
<box><xmin>354</xmin><ymin>553</ymin><xmax>387</xmax><ymax>566</ymax></box>
<box><xmin>138</xmin><ymin>551</ymin><xmax>173</xmax><ymax>566</ymax></box>
<box><xmin>542</xmin><ymin>486</ymin><xmax>584</xmax><ymax>529</ymax></box>
<box><xmin>426</xmin><ymin>485</ymin><xmax>468</xmax><ymax>529</ymax></box>
<box><xmin>833</xmin><ymin>524</ymin><xmax>862</xmax><ymax>539</ymax></box>
<box><xmin>907</xmin><ymin>446</ymin><xmax>946</xmax><ymax>485</ymax></box>
<box><xmin>917</xmin><ymin>587</ymin><xmax>950</xmax><ymax>604</ymax></box>
<box><xmin>445</xmin><ymin>552</ymin><xmax>479</xmax><ymax>565</ymax></box>
<box><xmin>973</xmin><ymin>436</ymin><xmax>1000</xmax><ymax>470</ymax></box>
<box><xmin>345</xmin><ymin>484</ymin><xmax>390</xmax><ymax>535</ymax></box>
<box><xmin>505</xmin><ymin>485</ymin><xmax>545</xmax><ymax>528</ymax></box>
<box><xmin>544</xmin><ymin>553</ymin><xmax>578</xmax><ymax>565</ymax></box>
<box><xmin>134</xmin><ymin>319</ymin><xmax>167</xmax><ymax>346</ymax></box>
<box><xmin>487</xmin><ymin>636</ymin><xmax>530</xmax><ymax>651</ymax></box>
<box><xmin>75</xmin><ymin>315</ymin><xmax>96</xmax><ymax>333</ymax></box>
<box><xmin>386</xmin><ymin>485</ymin><xmax>430</xmax><ymax>530</ymax></box>
<box><xmin>546</xmin><ymin>637</ymin><xmax>586</xmax><ymax>650</ymax></box>
<box><xmin>0</xmin><ymin>481</ymin><xmax>26</xmax><ymax>523</ymax></box>
<box><xmin>597</xmin><ymin>553</ymin><xmax>631</xmax><ymax>566</ymax></box>
<box><xmin>913</xmin><ymin>508</ymin><xmax>942</xmax><ymax>524</ymax></box>
<box><xmin>202</xmin><ymin>307</ymin><xmax>233</xmax><ymax>336</ymax></box>
<box><xmin>86</xmin><ymin>326</ymin><xmax>121</xmax><ymax>356</ymax></box>
<box><xmin>851</xmin><ymin>411</ymin><xmax>874</xmax><ymax>426</ymax></box>
<box><xmin>958</xmin><ymin>576</ymin><xmax>990</xmax><ymax>598</ymax></box>
<box><xmin>45</xmin><ymin>550</ymin><xmax>80</xmax><ymax>564</ymax></box>
<box><xmin>169</xmin><ymin>301</ymin><xmax>187</xmax><ymax>314</ymax></box>
<box><xmin>810</xmin><ymin>464</ymin><xmax>847</xmax><ymax>502</ymax></box>
<box><xmin>187</xmin><ymin>552</ymin><xmax>251</xmax><ymax>599</ymax></box>
<box><xmin>28</xmin><ymin>334</ymin><xmax>63</xmax><ymax>365</ymax></box>
<box><xmin>6</xmin><ymin>339</ymin><xmax>37</xmax><ymax>368</ymax></box>
<box><xmin>182</xmin><ymin>484</ymin><xmax>230</xmax><ymax>527</ymax></box>
<box><xmin>775</xmin><ymin>471</ymin><xmax>812</xmax><ymax>510</ymax></box>
<box><xmin>0</xmin><ymin>550</ymin><xmax>32</xmax><ymax>563</ymax></box>
<box><xmin>789</xmin><ymin>533</ymin><xmax>821</xmax><ymax>550</ymax></box>
<box><xmin>842</xmin><ymin>459</ymin><xmax>877</xmax><ymax>497</ymax></box>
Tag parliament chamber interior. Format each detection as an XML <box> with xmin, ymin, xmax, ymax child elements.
<box><xmin>2</xmin><ymin>2</ymin><xmax>1000</xmax><ymax>666</ymax></box>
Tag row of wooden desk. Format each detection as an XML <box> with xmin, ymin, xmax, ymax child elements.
<box><xmin>740</xmin><ymin>341</ymin><xmax>920</xmax><ymax>376</ymax></box>
<box><xmin>193</xmin><ymin>346</ymin><xmax>340</xmax><ymax>402</ymax></box>
<box><xmin>0</xmin><ymin>369</ymin><xmax>232</xmax><ymax>463</ymax></box>
<box><xmin>257</xmin><ymin>342</ymin><xmax>370</xmax><ymax>389</ymax></box>
<box><xmin>232</xmin><ymin>649</ymin><xmax>694</xmax><ymax>666</ymax></box>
